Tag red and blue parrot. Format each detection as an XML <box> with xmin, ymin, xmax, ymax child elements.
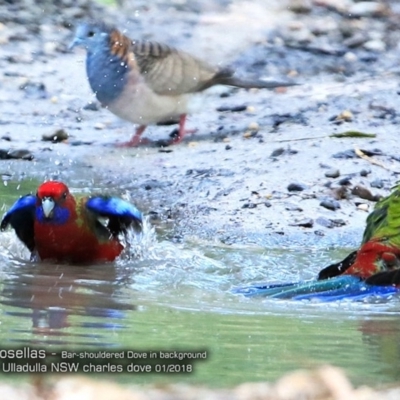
<box><xmin>234</xmin><ymin>185</ymin><xmax>400</xmax><ymax>301</ymax></box>
<box><xmin>1</xmin><ymin>181</ymin><xmax>142</xmax><ymax>263</ymax></box>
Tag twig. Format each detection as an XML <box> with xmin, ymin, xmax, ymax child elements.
<box><xmin>354</xmin><ymin>147</ymin><xmax>397</xmax><ymax>172</ymax></box>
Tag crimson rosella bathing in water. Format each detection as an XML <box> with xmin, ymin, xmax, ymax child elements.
<box><xmin>318</xmin><ymin>184</ymin><xmax>400</xmax><ymax>286</ymax></box>
<box><xmin>234</xmin><ymin>185</ymin><xmax>400</xmax><ymax>301</ymax></box>
<box><xmin>0</xmin><ymin>181</ymin><xmax>142</xmax><ymax>263</ymax></box>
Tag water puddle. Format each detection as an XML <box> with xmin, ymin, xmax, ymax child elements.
<box><xmin>0</xmin><ymin>179</ymin><xmax>400</xmax><ymax>387</ymax></box>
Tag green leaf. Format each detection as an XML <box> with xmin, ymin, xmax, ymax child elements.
<box><xmin>330</xmin><ymin>131</ymin><xmax>376</xmax><ymax>138</ymax></box>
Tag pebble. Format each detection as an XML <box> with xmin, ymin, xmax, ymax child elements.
<box><xmin>343</xmin><ymin>52</ymin><xmax>358</xmax><ymax>62</ymax></box>
<box><xmin>216</xmin><ymin>105</ymin><xmax>247</xmax><ymax>113</ymax></box>
<box><xmin>351</xmin><ymin>185</ymin><xmax>375</xmax><ymax>201</ymax></box>
<box><xmin>287</xmin><ymin>183</ymin><xmax>307</xmax><ymax>192</ymax></box>
<box><xmin>348</xmin><ymin>2</ymin><xmax>388</xmax><ymax>18</ymax></box>
<box><xmin>290</xmin><ymin>218</ymin><xmax>313</xmax><ymax>228</ymax></box>
<box><xmin>363</xmin><ymin>39</ymin><xmax>386</xmax><ymax>53</ymax></box>
<box><xmin>332</xmin><ymin>186</ymin><xmax>348</xmax><ymax>200</ymax></box>
<box><xmin>316</xmin><ymin>217</ymin><xmax>346</xmax><ymax>228</ymax></box>
<box><xmin>242</xmin><ymin>203</ymin><xmax>257</xmax><ymax>209</ymax></box>
<box><xmin>94</xmin><ymin>123</ymin><xmax>106</xmax><ymax>130</ymax></box>
<box><xmin>360</xmin><ymin>169</ymin><xmax>370</xmax><ymax>177</ymax></box>
<box><xmin>83</xmin><ymin>101</ymin><xmax>100</xmax><ymax>111</ymax></box>
<box><xmin>370</xmin><ymin>179</ymin><xmax>384</xmax><ymax>189</ymax></box>
<box><xmin>332</xmin><ymin>149</ymin><xmax>356</xmax><ymax>159</ymax></box>
<box><xmin>338</xmin><ymin>176</ymin><xmax>352</xmax><ymax>186</ymax></box>
<box><xmin>357</xmin><ymin>204</ymin><xmax>369</xmax><ymax>212</ymax></box>
<box><xmin>325</xmin><ymin>169</ymin><xmax>340</xmax><ymax>178</ymax></box>
<box><xmin>19</xmin><ymin>81</ymin><xmax>47</xmax><ymax>99</ymax></box>
<box><xmin>4</xmin><ymin>149</ymin><xmax>33</xmax><ymax>160</ymax></box>
<box><xmin>42</xmin><ymin>128</ymin><xmax>69</xmax><ymax>143</ymax></box>
<box><xmin>320</xmin><ymin>198</ymin><xmax>341</xmax><ymax>211</ymax></box>
<box><xmin>289</xmin><ymin>0</ymin><xmax>312</xmax><ymax>13</ymax></box>
<box><xmin>270</xmin><ymin>148</ymin><xmax>285</xmax><ymax>157</ymax></box>
<box><xmin>335</xmin><ymin>110</ymin><xmax>353</xmax><ymax>122</ymax></box>
<box><xmin>248</xmin><ymin>122</ymin><xmax>259</xmax><ymax>131</ymax></box>
<box><xmin>243</xmin><ymin>131</ymin><xmax>257</xmax><ymax>139</ymax></box>
<box><xmin>343</xmin><ymin>34</ymin><xmax>367</xmax><ymax>49</ymax></box>
<box><xmin>285</xmin><ymin>203</ymin><xmax>303</xmax><ymax>212</ymax></box>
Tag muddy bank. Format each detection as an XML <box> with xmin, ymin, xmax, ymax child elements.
<box><xmin>1</xmin><ymin>0</ymin><xmax>400</xmax><ymax>248</ymax></box>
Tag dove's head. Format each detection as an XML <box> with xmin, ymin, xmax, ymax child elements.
<box><xmin>69</xmin><ymin>22</ymin><xmax>111</xmax><ymax>53</ymax></box>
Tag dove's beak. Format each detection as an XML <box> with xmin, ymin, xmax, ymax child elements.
<box><xmin>68</xmin><ymin>37</ymin><xmax>82</xmax><ymax>50</ymax></box>
<box><xmin>42</xmin><ymin>198</ymin><xmax>55</xmax><ymax>218</ymax></box>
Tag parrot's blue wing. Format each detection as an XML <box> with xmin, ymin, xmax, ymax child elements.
<box><xmin>0</xmin><ymin>195</ymin><xmax>36</xmax><ymax>251</ymax></box>
<box><xmin>233</xmin><ymin>275</ymin><xmax>400</xmax><ymax>302</ymax></box>
<box><xmin>86</xmin><ymin>196</ymin><xmax>142</xmax><ymax>234</ymax></box>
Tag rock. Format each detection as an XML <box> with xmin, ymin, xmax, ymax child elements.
<box><xmin>370</xmin><ymin>179</ymin><xmax>384</xmax><ymax>189</ymax></box>
<box><xmin>247</xmin><ymin>122</ymin><xmax>259</xmax><ymax>131</ymax></box>
<box><xmin>270</xmin><ymin>147</ymin><xmax>285</xmax><ymax>157</ymax></box>
<box><xmin>6</xmin><ymin>149</ymin><xmax>33</xmax><ymax>160</ymax></box>
<box><xmin>343</xmin><ymin>34</ymin><xmax>368</xmax><ymax>49</ymax></box>
<box><xmin>290</xmin><ymin>218</ymin><xmax>313</xmax><ymax>228</ymax></box>
<box><xmin>287</xmin><ymin>183</ymin><xmax>307</xmax><ymax>192</ymax></box>
<box><xmin>42</xmin><ymin>129</ymin><xmax>69</xmax><ymax>143</ymax></box>
<box><xmin>332</xmin><ymin>110</ymin><xmax>353</xmax><ymax>123</ymax></box>
<box><xmin>348</xmin><ymin>2</ymin><xmax>389</xmax><ymax>18</ymax></box>
<box><xmin>216</xmin><ymin>105</ymin><xmax>247</xmax><ymax>112</ymax></box>
<box><xmin>243</xmin><ymin>131</ymin><xmax>258</xmax><ymax>139</ymax></box>
<box><xmin>83</xmin><ymin>101</ymin><xmax>100</xmax><ymax>111</ymax></box>
<box><xmin>19</xmin><ymin>81</ymin><xmax>47</xmax><ymax>99</ymax></box>
<box><xmin>363</xmin><ymin>39</ymin><xmax>386</xmax><ymax>53</ymax></box>
<box><xmin>332</xmin><ymin>149</ymin><xmax>356</xmax><ymax>159</ymax></box>
<box><xmin>343</xmin><ymin>51</ymin><xmax>358</xmax><ymax>62</ymax></box>
<box><xmin>320</xmin><ymin>198</ymin><xmax>341</xmax><ymax>211</ymax></box>
<box><xmin>325</xmin><ymin>169</ymin><xmax>340</xmax><ymax>178</ymax></box>
<box><xmin>289</xmin><ymin>0</ymin><xmax>312</xmax><ymax>13</ymax></box>
<box><xmin>360</xmin><ymin>169</ymin><xmax>370</xmax><ymax>177</ymax></box>
<box><xmin>0</xmin><ymin>149</ymin><xmax>10</xmax><ymax>159</ymax></box>
<box><xmin>331</xmin><ymin>186</ymin><xmax>348</xmax><ymax>200</ymax></box>
<box><xmin>316</xmin><ymin>217</ymin><xmax>346</xmax><ymax>228</ymax></box>
<box><xmin>94</xmin><ymin>123</ymin><xmax>106</xmax><ymax>130</ymax></box>
<box><xmin>285</xmin><ymin>203</ymin><xmax>303</xmax><ymax>212</ymax></box>
<box><xmin>242</xmin><ymin>203</ymin><xmax>257</xmax><ymax>209</ymax></box>
<box><xmin>352</xmin><ymin>185</ymin><xmax>376</xmax><ymax>201</ymax></box>
<box><xmin>338</xmin><ymin>176</ymin><xmax>352</xmax><ymax>186</ymax></box>
<box><xmin>357</xmin><ymin>204</ymin><xmax>369</xmax><ymax>212</ymax></box>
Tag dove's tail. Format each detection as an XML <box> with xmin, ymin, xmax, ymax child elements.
<box><xmin>213</xmin><ymin>68</ymin><xmax>299</xmax><ymax>89</ymax></box>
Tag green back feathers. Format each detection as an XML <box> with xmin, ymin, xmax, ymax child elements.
<box><xmin>362</xmin><ymin>185</ymin><xmax>400</xmax><ymax>244</ymax></box>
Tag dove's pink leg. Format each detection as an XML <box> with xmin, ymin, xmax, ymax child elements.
<box><xmin>117</xmin><ymin>125</ymin><xmax>150</xmax><ymax>147</ymax></box>
<box><xmin>170</xmin><ymin>114</ymin><xmax>197</xmax><ymax>145</ymax></box>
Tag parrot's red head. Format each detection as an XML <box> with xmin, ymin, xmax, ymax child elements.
<box><xmin>36</xmin><ymin>181</ymin><xmax>73</xmax><ymax>219</ymax></box>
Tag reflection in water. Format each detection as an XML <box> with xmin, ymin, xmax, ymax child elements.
<box><xmin>0</xmin><ymin>262</ymin><xmax>135</xmax><ymax>346</ymax></box>
<box><xmin>358</xmin><ymin>318</ymin><xmax>400</xmax><ymax>382</ymax></box>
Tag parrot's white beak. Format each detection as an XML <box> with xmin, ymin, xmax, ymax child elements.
<box><xmin>42</xmin><ymin>198</ymin><xmax>55</xmax><ymax>218</ymax></box>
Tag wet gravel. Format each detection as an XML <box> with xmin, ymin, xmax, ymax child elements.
<box><xmin>1</xmin><ymin>0</ymin><xmax>400</xmax><ymax>247</ymax></box>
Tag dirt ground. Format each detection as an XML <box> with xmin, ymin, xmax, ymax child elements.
<box><xmin>2</xmin><ymin>0</ymin><xmax>400</xmax><ymax>248</ymax></box>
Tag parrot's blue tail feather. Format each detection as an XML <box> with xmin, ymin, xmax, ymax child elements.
<box><xmin>233</xmin><ymin>275</ymin><xmax>400</xmax><ymax>302</ymax></box>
